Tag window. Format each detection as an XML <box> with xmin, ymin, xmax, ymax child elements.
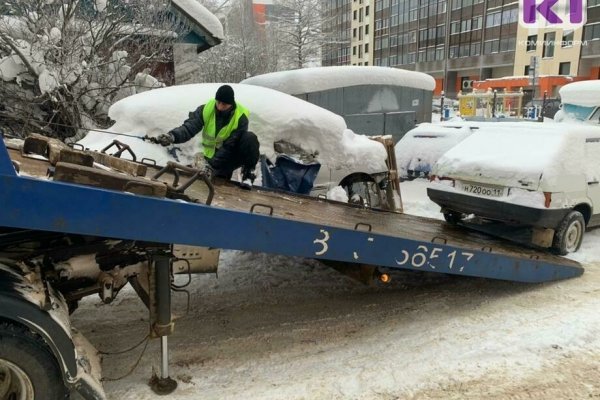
<box><xmin>390</xmin><ymin>55</ymin><xmax>398</xmax><ymax>65</ymax></box>
<box><xmin>583</xmin><ymin>23</ymin><xmax>600</xmax><ymax>41</ymax></box>
<box><xmin>391</xmin><ymin>14</ymin><xmax>399</xmax><ymax>26</ymax></box>
<box><xmin>524</xmin><ymin>65</ymin><xmax>530</xmax><ymax>76</ymax></box>
<box><xmin>365</xmin><ymin>5</ymin><xmax>370</xmax><ymax>15</ymax></box>
<box><xmin>391</xmin><ymin>34</ymin><xmax>398</xmax><ymax>46</ymax></box>
<box><xmin>437</xmin><ymin>24</ymin><xmax>445</xmax><ymax>38</ymax></box>
<box><xmin>451</xmin><ymin>21</ymin><xmax>460</xmax><ymax>34</ymax></box>
<box><xmin>526</xmin><ymin>34</ymin><xmax>537</xmax><ymax>52</ymax></box>
<box><xmin>559</xmin><ymin>62</ymin><xmax>571</xmax><ymax>75</ymax></box>
<box><xmin>353</xmin><ymin>28</ymin><xmax>357</xmax><ymax>38</ymax></box>
<box><xmin>472</xmin><ymin>16</ymin><xmax>482</xmax><ymax>30</ymax></box>
<box><xmin>590</xmin><ymin>0</ymin><xmax>600</xmax><ymax>6</ymax></box>
<box><xmin>437</xmin><ymin>1</ymin><xmax>447</xmax><ymax>13</ymax></box>
<box><xmin>452</xmin><ymin>0</ymin><xmax>461</xmax><ymax>10</ymax></box>
<box><xmin>562</xmin><ymin>30</ymin><xmax>574</xmax><ymax>47</ymax></box>
<box><xmin>353</xmin><ymin>10</ymin><xmax>357</xmax><ymax>20</ymax></box>
<box><xmin>359</xmin><ymin>26</ymin><xmax>363</xmax><ymax>40</ymax></box>
<box><xmin>418</xmin><ymin>50</ymin><xmax>426</xmax><ymax>61</ymax></box>
<box><xmin>543</xmin><ymin>32</ymin><xmax>555</xmax><ymax>58</ymax></box>
<box><xmin>486</xmin><ymin>11</ymin><xmax>501</xmax><ymax>27</ymax></box>
<box><xmin>359</xmin><ymin>45</ymin><xmax>363</xmax><ymax>57</ymax></box>
<box><xmin>353</xmin><ymin>46</ymin><xmax>357</xmax><ymax>55</ymax></box>
<box><xmin>470</xmin><ymin>42</ymin><xmax>480</xmax><ymax>55</ymax></box>
<box><xmin>359</xmin><ymin>8</ymin><xmax>363</xmax><ymax>22</ymax></box>
<box><xmin>449</xmin><ymin>45</ymin><xmax>458</xmax><ymax>58</ymax></box>
<box><xmin>365</xmin><ymin>43</ymin><xmax>369</xmax><ymax>53</ymax></box>
<box><xmin>365</xmin><ymin>25</ymin><xmax>369</xmax><ymax>35</ymax></box>
<box><xmin>484</xmin><ymin>39</ymin><xmax>500</xmax><ymax>54</ymax></box>
<box><xmin>461</xmin><ymin>19</ymin><xmax>471</xmax><ymax>32</ymax></box>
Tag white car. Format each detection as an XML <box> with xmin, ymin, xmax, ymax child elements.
<box><xmin>427</xmin><ymin>122</ymin><xmax>600</xmax><ymax>254</ymax></box>
<box><xmin>79</xmin><ymin>83</ymin><xmax>388</xmax><ymax>197</ymax></box>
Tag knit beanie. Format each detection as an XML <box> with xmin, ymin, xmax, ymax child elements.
<box><xmin>215</xmin><ymin>85</ymin><xmax>235</xmax><ymax>105</ymax></box>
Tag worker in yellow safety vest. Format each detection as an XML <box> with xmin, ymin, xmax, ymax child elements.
<box><xmin>154</xmin><ymin>85</ymin><xmax>259</xmax><ymax>189</ymax></box>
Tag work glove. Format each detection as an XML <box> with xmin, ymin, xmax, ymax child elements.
<box><xmin>148</xmin><ymin>133</ymin><xmax>174</xmax><ymax>146</ymax></box>
<box><xmin>194</xmin><ymin>154</ymin><xmax>214</xmax><ymax>182</ymax></box>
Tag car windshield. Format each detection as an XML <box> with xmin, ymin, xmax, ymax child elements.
<box><xmin>563</xmin><ymin>103</ymin><xmax>596</xmax><ymax>121</ymax></box>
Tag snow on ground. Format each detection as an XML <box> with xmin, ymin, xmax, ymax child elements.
<box><xmin>71</xmin><ymin>179</ymin><xmax>600</xmax><ymax>400</ymax></box>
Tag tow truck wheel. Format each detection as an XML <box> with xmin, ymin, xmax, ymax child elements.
<box><xmin>443</xmin><ymin>211</ymin><xmax>463</xmax><ymax>225</ymax></box>
<box><xmin>553</xmin><ymin>210</ymin><xmax>585</xmax><ymax>255</ymax></box>
<box><xmin>0</xmin><ymin>322</ymin><xmax>68</xmax><ymax>400</ymax></box>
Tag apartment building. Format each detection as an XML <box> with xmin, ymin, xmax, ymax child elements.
<box><xmin>322</xmin><ymin>0</ymin><xmax>353</xmax><ymax>66</ymax></box>
<box><xmin>350</xmin><ymin>0</ymin><xmax>375</xmax><ymax>65</ymax></box>
<box><xmin>326</xmin><ymin>0</ymin><xmax>600</xmax><ymax>98</ymax></box>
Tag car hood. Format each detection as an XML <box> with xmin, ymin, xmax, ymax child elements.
<box><xmin>432</xmin><ymin>124</ymin><xmax>583</xmax><ymax>191</ymax></box>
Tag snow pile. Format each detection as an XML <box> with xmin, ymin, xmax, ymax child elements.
<box><xmin>326</xmin><ymin>186</ymin><xmax>349</xmax><ymax>202</ymax></box>
<box><xmin>172</xmin><ymin>0</ymin><xmax>224</xmax><ymax>39</ymax></box>
<box><xmin>79</xmin><ymin>83</ymin><xmax>388</xmax><ymax>172</ymax></box>
<box><xmin>241</xmin><ymin>66</ymin><xmax>436</xmax><ymax>94</ymax></box>
<box><xmin>559</xmin><ymin>80</ymin><xmax>600</xmax><ymax>107</ymax></box>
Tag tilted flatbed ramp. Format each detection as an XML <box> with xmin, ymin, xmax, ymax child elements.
<box><xmin>1</xmin><ymin>140</ymin><xmax>583</xmax><ymax>283</ymax></box>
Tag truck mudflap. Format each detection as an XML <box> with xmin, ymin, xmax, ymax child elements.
<box><xmin>0</xmin><ymin>264</ymin><xmax>106</xmax><ymax>400</ymax></box>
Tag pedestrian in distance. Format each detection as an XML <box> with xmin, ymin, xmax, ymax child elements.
<box><xmin>151</xmin><ymin>85</ymin><xmax>260</xmax><ymax>190</ymax></box>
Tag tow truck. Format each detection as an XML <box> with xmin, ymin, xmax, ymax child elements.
<box><xmin>0</xmin><ymin>134</ymin><xmax>583</xmax><ymax>399</ymax></box>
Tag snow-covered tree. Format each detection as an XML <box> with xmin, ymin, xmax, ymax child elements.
<box><xmin>195</xmin><ymin>0</ymin><xmax>276</xmax><ymax>82</ymax></box>
<box><xmin>0</xmin><ymin>0</ymin><xmax>186</xmax><ymax>140</ymax></box>
<box><xmin>270</xmin><ymin>0</ymin><xmax>328</xmax><ymax>69</ymax></box>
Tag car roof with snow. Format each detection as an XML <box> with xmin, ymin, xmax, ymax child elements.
<box><xmin>79</xmin><ymin>83</ymin><xmax>388</xmax><ymax>173</ymax></box>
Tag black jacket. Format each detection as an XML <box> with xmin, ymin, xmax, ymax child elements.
<box><xmin>169</xmin><ymin>103</ymin><xmax>249</xmax><ymax>170</ymax></box>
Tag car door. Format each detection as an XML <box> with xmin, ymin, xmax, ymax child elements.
<box><xmin>585</xmin><ymin>138</ymin><xmax>600</xmax><ymax>226</ymax></box>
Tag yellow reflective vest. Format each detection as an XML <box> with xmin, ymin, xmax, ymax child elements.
<box><xmin>201</xmin><ymin>99</ymin><xmax>250</xmax><ymax>159</ymax></box>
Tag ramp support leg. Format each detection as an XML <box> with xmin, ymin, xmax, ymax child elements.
<box><xmin>149</xmin><ymin>253</ymin><xmax>177</xmax><ymax>395</ymax></box>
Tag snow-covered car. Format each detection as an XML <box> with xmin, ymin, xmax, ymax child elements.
<box><xmin>554</xmin><ymin>80</ymin><xmax>600</xmax><ymax>124</ymax></box>
<box><xmin>394</xmin><ymin>122</ymin><xmax>476</xmax><ymax>180</ymax></box>
<box><xmin>427</xmin><ymin>122</ymin><xmax>600</xmax><ymax>254</ymax></box>
<box><xmin>79</xmin><ymin>83</ymin><xmax>388</xmax><ymax>196</ymax></box>
<box><xmin>395</xmin><ymin>120</ymin><xmax>529</xmax><ymax>180</ymax></box>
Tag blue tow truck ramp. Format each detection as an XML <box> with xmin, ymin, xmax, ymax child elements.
<box><xmin>0</xmin><ymin>139</ymin><xmax>583</xmax><ymax>283</ymax></box>
<box><xmin>0</xmin><ymin>137</ymin><xmax>583</xmax><ymax>399</ymax></box>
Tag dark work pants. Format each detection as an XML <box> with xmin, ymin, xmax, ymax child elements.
<box><xmin>209</xmin><ymin>131</ymin><xmax>260</xmax><ymax>179</ymax></box>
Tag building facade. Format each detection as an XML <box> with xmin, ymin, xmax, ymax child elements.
<box><xmin>350</xmin><ymin>0</ymin><xmax>374</xmax><ymax>65</ymax></box>
<box><xmin>327</xmin><ymin>0</ymin><xmax>600</xmax><ymax>98</ymax></box>
<box><xmin>322</xmin><ymin>0</ymin><xmax>353</xmax><ymax>65</ymax></box>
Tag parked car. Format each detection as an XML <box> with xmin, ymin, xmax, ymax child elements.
<box><xmin>395</xmin><ymin>122</ymin><xmax>476</xmax><ymax>179</ymax></box>
<box><xmin>427</xmin><ymin>122</ymin><xmax>600</xmax><ymax>254</ymax></box>
<box><xmin>395</xmin><ymin>120</ymin><xmax>529</xmax><ymax>180</ymax></box>
<box><xmin>554</xmin><ymin>80</ymin><xmax>600</xmax><ymax>124</ymax></box>
<box><xmin>79</xmin><ymin>83</ymin><xmax>389</xmax><ymax>199</ymax></box>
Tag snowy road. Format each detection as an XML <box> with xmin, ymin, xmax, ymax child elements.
<box><xmin>71</xmin><ymin>180</ymin><xmax>600</xmax><ymax>399</ymax></box>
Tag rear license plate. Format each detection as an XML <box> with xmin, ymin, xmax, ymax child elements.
<box><xmin>460</xmin><ymin>182</ymin><xmax>506</xmax><ymax>197</ymax></box>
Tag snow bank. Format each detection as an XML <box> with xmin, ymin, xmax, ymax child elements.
<box><xmin>172</xmin><ymin>0</ymin><xmax>224</xmax><ymax>39</ymax></box>
<box><xmin>559</xmin><ymin>80</ymin><xmax>600</xmax><ymax>107</ymax></box>
<box><xmin>79</xmin><ymin>83</ymin><xmax>387</xmax><ymax>172</ymax></box>
<box><xmin>241</xmin><ymin>66</ymin><xmax>436</xmax><ymax>94</ymax></box>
